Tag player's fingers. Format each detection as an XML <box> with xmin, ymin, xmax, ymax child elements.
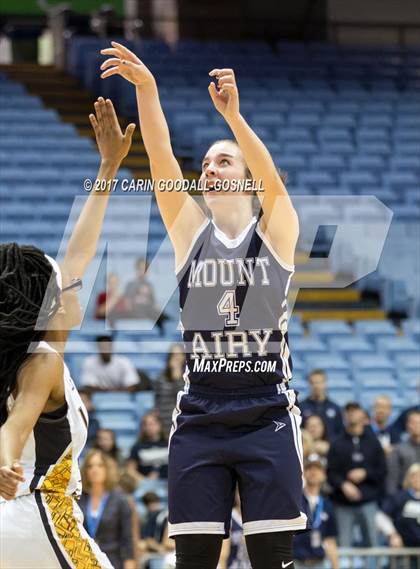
<box><xmin>11</xmin><ymin>463</ymin><xmax>25</xmax><ymax>482</ymax></box>
<box><xmin>100</xmin><ymin>47</ymin><xmax>122</xmax><ymax>57</ymax></box>
<box><xmin>0</xmin><ymin>480</ymin><xmax>17</xmax><ymax>494</ymax></box>
<box><xmin>94</xmin><ymin>97</ymin><xmax>104</xmax><ymax>123</ymax></box>
<box><xmin>111</xmin><ymin>41</ymin><xmax>140</xmax><ymax>62</ymax></box>
<box><xmin>0</xmin><ymin>490</ymin><xmax>14</xmax><ymax>501</ymax></box>
<box><xmin>102</xmin><ymin>99</ymin><xmax>114</xmax><ymax>130</ymax></box>
<box><xmin>89</xmin><ymin>113</ymin><xmax>99</xmax><ymax>134</ymax></box>
<box><xmin>220</xmin><ymin>83</ymin><xmax>236</xmax><ymax>92</ymax></box>
<box><xmin>123</xmin><ymin>123</ymin><xmax>136</xmax><ymax>143</ymax></box>
<box><xmin>218</xmin><ymin>76</ymin><xmax>235</xmax><ymax>87</ymax></box>
<box><xmin>209</xmin><ymin>68</ymin><xmax>233</xmax><ymax>78</ymax></box>
<box><xmin>208</xmin><ymin>82</ymin><xmax>219</xmax><ymax>103</ymax></box>
<box><xmin>1</xmin><ymin>469</ymin><xmax>24</xmax><ymax>483</ymax></box>
<box><xmin>100</xmin><ymin>57</ymin><xmax>121</xmax><ymax>71</ymax></box>
<box><xmin>105</xmin><ymin>99</ymin><xmax>120</xmax><ymax>131</ymax></box>
<box><xmin>101</xmin><ymin>67</ymin><xmax>121</xmax><ymax>80</ymax></box>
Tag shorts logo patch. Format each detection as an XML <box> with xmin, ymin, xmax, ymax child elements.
<box><xmin>273</xmin><ymin>420</ymin><xmax>286</xmax><ymax>432</ymax></box>
<box><xmin>282</xmin><ymin>562</ymin><xmax>293</xmax><ymax>568</ymax></box>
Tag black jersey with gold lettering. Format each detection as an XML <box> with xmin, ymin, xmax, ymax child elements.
<box><xmin>176</xmin><ymin>216</ymin><xmax>294</xmax><ymax>390</ymax></box>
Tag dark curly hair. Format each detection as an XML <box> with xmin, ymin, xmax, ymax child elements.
<box><xmin>0</xmin><ymin>243</ymin><xmax>61</xmax><ymax>425</ymax></box>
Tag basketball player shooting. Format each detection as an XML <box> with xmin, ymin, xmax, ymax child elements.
<box><xmin>101</xmin><ymin>42</ymin><xmax>309</xmax><ymax>569</ymax></box>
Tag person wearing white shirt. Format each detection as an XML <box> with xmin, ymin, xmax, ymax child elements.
<box><xmin>81</xmin><ymin>335</ymin><xmax>139</xmax><ymax>392</ymax></box>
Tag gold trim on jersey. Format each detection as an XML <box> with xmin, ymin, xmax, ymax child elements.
<box><xmin>41</xmin><ymin>450</ymin><xmax>102</xmax><ymax>568</ymax></box>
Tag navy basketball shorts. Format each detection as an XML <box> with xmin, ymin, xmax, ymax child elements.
<box><xmin>168</xmin><ymin>383</ymin><xmax>310</xmax><ymax>538</ymax></box>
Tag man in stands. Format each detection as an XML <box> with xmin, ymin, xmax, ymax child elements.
<box><xmin>294</xmin><ymin>456</ymin><xmax>339</xmax><ymax>569</ymax></box>
<box><xmin>327</xmin><ymin>402</ymin><xmax>386</xmax><ymax>549</ymax></box>
<box><xmin>370</xmin><ymin>395</ymin><xmax>400</xmax><ymax>455</ymax></box>
<box><xmin>300</xmin><ymin>369</ymin><xmax>344</xmax><ymax>439</ymax></box>
<box><xmin>81</xmin><ymin>335</ymin><xmax>140</xmax><ymax>392</ymax></box>
<box><xmin>386</xmin><ymin>410</ymin><xmax>420</xmax><ymax>495</ymax></box>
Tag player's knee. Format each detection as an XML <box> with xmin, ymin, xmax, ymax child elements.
<box><xmin>245</xmin><ymin>531</ymin><xmax>294</xmax><ymax>569</ymax></box>
<box><xmin>175</xmin><ymin>534</ymin><xmax>223</xmax><ymax>569</ymax></box>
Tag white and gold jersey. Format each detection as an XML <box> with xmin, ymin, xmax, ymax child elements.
<box><xmin>10</xmin><ymin>340</ymin><xmax>88</xmax><ymax>499</ymax></box>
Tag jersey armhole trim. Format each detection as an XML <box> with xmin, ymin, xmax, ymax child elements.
<box><xmin>255</xmin><ymin>222</ymin><xmax>295</xmax><ymax>273</ymax></box>
<box><xmin>175</xmin><ymin>218</ymin><xmax>211</xmax><ymax>276</ymax></box>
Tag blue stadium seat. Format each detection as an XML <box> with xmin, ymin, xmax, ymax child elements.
<box><xmin>310</xmin><ymin>155</ymin><xmax>347</xmax><ymax>171</ymax></box>
<box><xmin>133</xmin><ymin>392</ymin><xmax>156</xmax><ymax>419</ymax></box>
<box><xmin>351</xmin><ymin>354</ymin><xmax>394</xmax><ymax>373</ymax></box>
<box><xmin>297</xmin><ymin>172</ymin><xmax>335</xmax><ymax>187</ymax></box>
<box><xmin>395</xmin><ymin>353</ymin><xmax>420</xmax><ymax>375</ymax></box>
<box><xmin>339</xmin><ymin>172</ymin><xmax>377</xmax><ymax>188</ymax></box>
<box><xmin>376</xmin><ymin>336</ymin><xmax>419</xmax><ymax>356</ymax></box>
<box><xmin>355</xmin><ymin>371</ymin><xmax>397</xmax><ymax>389</ymax></box>
<box><xmin>92</xmin><ymin>392</ymin><xmax>133</xmax><ymax>406</ymax></box>
<box><xmin>276</xmin><ymin>127</ymin><xmax>312</xmax><ymax>141</ymax></box>
<box><xmin>328</xmin><ymin>337</ymin><xmax>374</xmax><ymax>356</ymax></box>
<box><xmin>402</xmin><ymin>319</ymin><xmax>420</xmax><ymax>342</ymax></box>
<box><xmin>304</xmin><ymin>354</ymin><xmax>350</xmax><ymax>373</ymax></box>
<box><xmin>290</xmin><ymin>337</ymin><xmax>327</xmax><ymax>357</ymax></box>
<box><xmin>353</xmin><ymin>320</ymin><xmax>397</xmax><ymax>338</ymax></box>
<box><xmin>320</xmin><ymin>141</ymin><xmax>354</xmax><ymax>155</ymax></box>
<box><xmin>308</xmin><ymin>320</ymin><xmax>353</xmax><ymax>338</ymax></box>
<box><xmin>398</xmin><ymin>371</ymin><xmax>420</xmax><ymax>389</ymax></box>
<box><xmin>349</xmin><ymin>155</ymin><xmax>385</xmax><ymax>171</ymax></box>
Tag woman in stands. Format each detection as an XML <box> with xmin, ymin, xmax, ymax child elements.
<box><xmin>0</xmin><ymin>97</ymin><xmax>135</xmax><ymax>568</ymax></box>
<box><xmin>79</xmin><ymin>449</ymin><xmax>137</xmax><ymax>569</ymax></box>
<box><xmin>101</xmin><ymin>42</ymin><xmax>307</xmax><ymax>569</ymax></box>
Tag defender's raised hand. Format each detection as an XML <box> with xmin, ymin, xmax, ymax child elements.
<box><xmin>208</xmin><ymin>68</ymin><xmax>240</xmax><ymax>121</ymax></box>
<box><xmin>100</xmin><ymin>41</ymin><xmax>155</xmax><ymax>88</ymax></box>
<box><xmin>89</xmin><ymin>97</ymin><xmax>135</xmax><ymax>165</ymax></box>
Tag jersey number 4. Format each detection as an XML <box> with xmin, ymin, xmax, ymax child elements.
<box><xmin>217</xmin><ymin>289</ymin><xmax>240</xmax><ymax>326</ymax></box>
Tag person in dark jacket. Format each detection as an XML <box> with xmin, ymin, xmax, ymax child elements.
<box><xmin>386</xmin><ymin>410</ymin><xmax>420</xmax><ymax>495</ymax></box>
<box><xmin>80</xmin><ymin>449</ymin><xmax>137</xmax><ymax>569</ymax></box>
<box><xmin>154</xmin><ymin>343</ymin><xmax>186</xmax><ymax>434</ymax></box>
<box><xmin>127</xmin><ymin>411</ymin><xmax>168</xmax><ymax>480</ymax></box>
<box><xmin>300</xmin><ymin>369</ymin><xmax>344</xmax><ymax>439</ymax></box>
<box><xmin>381</xmin><ymin>463</ymin><xmax>420</xmax><ymax>569</ymax></box>
<box><xmin>390</xmin><ymin>398</ymin><xmax>420</xmax><ymax>443</ymax></box>
<box><xmin>294</xmin><ymin>457</ymin><xmax>339</xmax><ymax>569</ymax></box>
<box><xmin>327</xmin><ymin>402</ymin><xmax>386</xmax><ymax>549</ymax></box>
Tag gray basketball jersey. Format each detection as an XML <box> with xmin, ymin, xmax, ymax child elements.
<box><xmin>177</xmin><ymin>216</ymin><xmax>294</xmax><ymax>389</ymax></box>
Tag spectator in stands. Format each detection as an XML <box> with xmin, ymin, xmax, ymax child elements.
<box><xmin>294</xmin><ymin>457</ymin><xmax>339</xmax><ymax>569</ymax></box>
<box><xmin>80</xmin><ymin>449</ymin><xmax>137</xmax><ymax>569</ymax></box>
<box><xmin>154</xmin><ymin>343</ymin><xmax>186</xmax><ymax>434</ymax></box>
<box><xmin>301</xmin><ymin>428</ymin><xmax>315</xmax><ymax>461</ymax></box>
<box><xmin>390</xmin><ymin>398</ymin><xmax>420</xmax><ymax>443</ymax></box>
<box><xmin>118</xmin><ymin>470</ymin><xmax>141</xmax><ymax>564</ymax></box>
<box><xmin>123</xmin><ymin>257</ymin><xmax>168</xmax><ymax>333</ymax></box>
<box><xmin>370</xmin><ymin>395</ymin><xmax>400</xmax><ymax>455</ymax></box>
<box><xmin>81</xmin><ymin>335</ymin><xmax>140</xmax><ymax>392</ymax></box>
<box><xmin>79</xmin><ymin>389</ymin><xmax>100</xmax><ymax>445</ymax></box>
<box><xmin>127</xmin><ymin>411</ymin><xmax>168</xmax><ymax>480</ymax></box>
<box><xmin>93</xmin><ymin>428</ymin><xmax>122</xmax><ymax>465</ymax></box>
<box><xmin>386</xmin><ymin>410</ymin><xmax>420</xmax><ymax>496</ymax></box>
<box><xmin>383</xmin><ymin>463</ymin><xmax>420</xmax><ymax>546</ymax></box>
<box><xmin>95</xmin><ymin>272</ymin><xmax>127</xmax><ymax>321</ymax></box>
<box><xmin>300</xmin><ymin>369</ymin><xmax>344</xmax><ymax>439</ymax></box>
<box><xmin>303</xmin><ymin>414</ymin><xmax>330</xmax><ymax>462</ymax></box>
<box><xmin>139</xmin><ymin>492</ymin><xmax>168</xmax><ymax>555</ymax></box>
<box><xmin>327</xmin><ymin>402</ymin><xmax>386</xmax><ymax>548</ymax></box>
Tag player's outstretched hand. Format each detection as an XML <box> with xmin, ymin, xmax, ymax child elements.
<box><xmin>100</xmin><ymin>41</ymin><xmax>155</xmax><ymax>88</ymax></box>
<box><xmin>0</xmin><ymin>462</ymin><xmax>25</xmax><ymax>501</ymax></box>
<box><xmin>208</xmin><ymin>68</ymin><xmax>240</xmax><ymax>122</ymax></box>
<box><xmin>89</xmin><ymin>97</ymin><xmax>135</xmax><ymax>165</ymax></box>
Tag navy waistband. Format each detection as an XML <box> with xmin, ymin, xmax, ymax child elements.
<box><xmin>187</xmin><ymin>382</ymin><xmax>293</xmax><ymax>398</ymax></box>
